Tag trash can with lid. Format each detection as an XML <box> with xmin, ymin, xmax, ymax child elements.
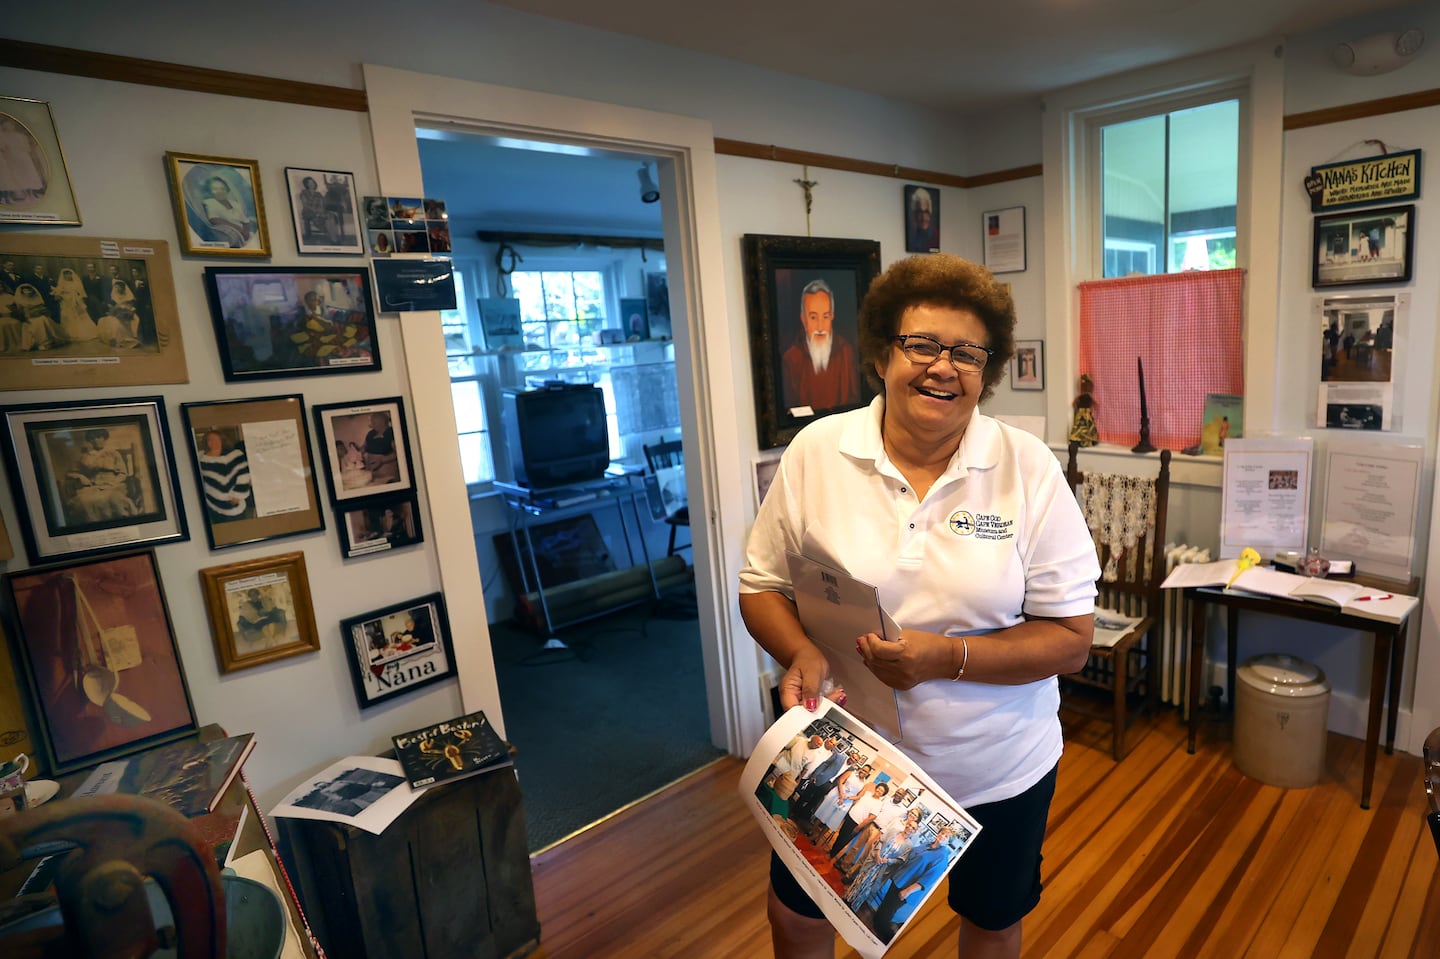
<box><xmin>1233</xmin><ymin>654</ymin><xmax>1331</xmax><ymax>788</ymax></box>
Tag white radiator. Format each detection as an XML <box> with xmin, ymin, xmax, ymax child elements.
<box><xmin>1162</xmin><ymin>543</ymin><xmax>1212</xmax><ymax>716</ymax></box>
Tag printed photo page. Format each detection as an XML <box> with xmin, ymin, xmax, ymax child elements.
<box><xmin>741</xmin><ymin>701</ymin><xmax>981</xmax><ymax>959</ymax></box>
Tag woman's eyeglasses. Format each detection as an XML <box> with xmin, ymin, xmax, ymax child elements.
<box><xmin>893</xmin><ymin>334</ymin><xmax>994</xmax><ymax>372</ymax></box>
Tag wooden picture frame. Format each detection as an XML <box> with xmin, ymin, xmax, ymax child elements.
<box><xmin>741</xmin><ymin>234</ymin><xmax>881</xmax><ymax>449</ymax></box>
<box><xmin>180</xmin><ymin>395</ymin><xmax>325</xmax><ymax>550</ymax></box>
<box><xmin>1010</xmin><ymin>339</ymin><xmax>1044</xmax><ymax>391</ymax></box>
<box><xmin>164</xmin><ymin>151</ymin><xmax>270</xmax><ymax>257</ymax></box>
<box><xmin>0</xmin><ymin>235</ymin><xmax>188</xmax><ymax>391</ymax></box>
<box><xmin>199</xmin><ymin>551</ymin><xmax>321</xmax><ymax>674</ymax></box>
<box><xmin>339</xmin><ymin>592</ymin><xmax>456</xmax><ymax>709</ymax></box>
<box><xmin>284</xmin><ymin>167</ymin><xmax>363</xmax><ymax>255</ymax></box>
<box><xmin>0</xmin><ymin>397</ymin><xmax>189</xmax><ymax>564</ymax></box>
<box><xmin>2</xmin><ymin>550</ymin><xmax>199</xmax><ymax>774</ymax></box>
<box><xmin>0</xmin><ymin>96</ymin><xmax>81</xmax><ymax>225</ymax></box>
<box><xmin>203</xmin><ymin>265</ymin><xmax>379</xmax><ymax>381</ymax></box>
<box><xmin>1312</xmin><ymin>204</ymin><xmax>1415</xmax><ymax>289</ymax></box>
<box><xmin>312</xmin><ymin>397</ymin><xmax>415</xmax><ymax>505</ymax></box>
<box><xmin>336</xmin><ymin>492</ymin><xmax>424</xmax><ymax>559</ymax></box>
<box><xmin>0</xmin><ymin>510</ymin><xmax>12</xmax><ymax>561</ymax></box>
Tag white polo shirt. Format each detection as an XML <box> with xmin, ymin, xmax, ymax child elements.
<box><xmin>740</xmin><ymin>397</ymin><xmax>1099</xmax><ymax>807</ymax></box>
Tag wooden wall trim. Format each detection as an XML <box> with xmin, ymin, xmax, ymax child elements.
<box><xmin>0</xmin><ymin>37</ymin><xmax>369</xmax><ymax>112</ymax></box>
<box><xmin>712</xmin><ymin>137</ymin><xmax>1042</xmax><ymax>188</ymax></box>
<box><xmin>1283</xmin><ymin>87</ymin><xmax>1440</xmax><ymax>130</ymax></box>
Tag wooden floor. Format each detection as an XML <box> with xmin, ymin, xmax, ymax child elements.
<box><xmin>526</xmin><ymin>705</ymin><xmax>1440</xmax><ymax>958</ymax></box>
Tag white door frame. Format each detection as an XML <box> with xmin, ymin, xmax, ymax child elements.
<box><xmin>363</xmin><ymin>63</ymin><xmax>763</xmax><ymax>754</ymax></box>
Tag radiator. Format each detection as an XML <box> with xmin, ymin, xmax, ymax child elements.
<box><xmin>1162</xmin><ymin>543</ymin><xmax>1212</xmax><ymax>716</ymax></box>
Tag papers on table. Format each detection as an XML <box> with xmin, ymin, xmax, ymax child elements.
<box><xmin>1159</xmin><ymin>560</ymin><xmax>1417</xmax><ymax>624</ymax></box>
<box><xmin>270</xmin><ymin>756</ymin><xmax>420</xmax><ymax>835</ymax></box>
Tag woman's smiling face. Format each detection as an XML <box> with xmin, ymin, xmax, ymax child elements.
<box><xmin>876</xmin><ymin>302</ymin><xmax>988</xmax><ymax>446</ymax></box>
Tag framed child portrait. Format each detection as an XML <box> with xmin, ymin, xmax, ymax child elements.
<box><xmin>199</xmin><ymin>551</ymin><xmax>321</xmax><ymax>674</ymax></box>
<box><xmin>164</xmin><ymin>151</ymin><xmax>270</xmax><ymax>258</ymax></box>
<box><xmin>0</xmin><ymin>96</ymin><xmax>81</xmax><ymax>226</ymax></box>
<box><xmin>339</xmin><ymin>593</ymin><xmax>456</xmax><ymax>709</ymax></box>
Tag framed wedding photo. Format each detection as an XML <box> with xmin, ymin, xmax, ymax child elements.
<box><xmin>284</xmin><ymin>167</ymin><xmax>363</xmax><ymax>255</ymax></box>
<box><xmin>0</xmin><ymin>96</ymin><xmax>81</xmax><ymax>225</ymax></box>
<box><xmin>339</xmin><ymin>592</ymin><xmax>456</xmax><ymax>709</ymax></box>
<box><xmin>0</xmin><ymin>397</ymin><xmax>189</xmax><ymax>563</ymax></box>
<box><xmin>1312</xmin><ymin>204</ymin><xmax>1415</xmax><ymax>289</ymax></box>
<box><xmin>3</xmin><ymin>550</ymin><xmax>198</xmax><ymax>774</ymax></box>
<box><xmin>1010</xmin><ymin>339</ymin><xmax>1044</xmax><ymax>391</ymax></box>
<box><xmin>181</xmin><ymin>395</ymin><xmax>325</xmax><ymax>550</ymax></box>
<box><xmin>203</xmin><ymin>266</ymin><xmax>379</xmax><ymax>381</ymax></box>
<box><xmin>312</xmin><ymin>397</ymin><xmax>415</xmax><ymax>505</ymax></box>
<box><xmin>164</xmin><ymin>151</ymin><xmax>270</xmax><ymax>257</ymax></box>
<box><xmin>199</xmin><ymin>551</ymin><xmax>321</xmax><ymax>674</ymax></box>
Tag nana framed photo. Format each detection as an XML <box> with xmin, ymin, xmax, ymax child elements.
<box><xmin>0</xmin><ymin>96</ymin><xmax>81</xmax><ymax>225</ymax></box>
<box><xmin>2</xmin><ymin>549</ymin><xmax>198</xmax><ymax>774</ymax></box>
<box><xmin>165</xmin><ymin>151</ymin><xmax>269</xmax><ymax>257</ymax></box>
<box><xmin>284</xmin><ymin>167</ymin><xmax>363</xmax><ymax>255</ymax></box>
<box><xmin>1010</xmin><ymin>339</ymin><xmax>1044</xmax><ymax>391</ymax></box>
<box><xmin>180</xmin><ymin>395</ymin><xmax>325</xmax><ymax>550</ymax></box>
<box><xmin>741</xmin><ymin>234</ymin><xmax>881</xmax><ymax>449</ymax></box>
<box><xmin>312</xmin><ymin>397</ymin><xmax>415</xmax><ymax>505</ymax></box>
<box><xmin>1312</xmin><ymin>204</ymin><xmax>1415</xmax><ymax>289</ymax></box>
<box><xmin>203</xmin><ymin>265</ymin><xmax>378</xmax><ymax>381</ymax></box>
<box><xmin>0</xmin><ymin>397</ymin><xmax>189</xmax><ymax>564</ymax></box>
<box><xmin>199</xmin><ymin>551</ymin><xmax>321</xmax><ymax>674</ymax></box>
<box><xmin>336</xmin><ymin>492</ymin><xmax>424</xmax><ymax>559</ymax></box>
<box><xmin>339</xmin><ymin>593</ymin><xmax>456</xmax><ymax>709</ymax></box>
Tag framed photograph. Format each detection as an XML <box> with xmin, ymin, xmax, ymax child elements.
<box><xmin>1312</xmin><ymin>204</ymin><xmax>1415</xmax><ymax>289</ymax></box>
<box><xmin>0</xmin><ymin>510</ymin><xmax>12</xmax><ymax>561</ymax></box>
<box><xmin>336</xmin><ymin>492</ymin><xmax>424</xmax><ymax>559</ymax></box>
<box><xmin>741</xmin><ymin>234</ymin><xmax>881</xmax><ymax>449</ymax></box>
<box><xmin>0</xmin><ymin>96</ymin><xmax>81</xmax><ymax>225</ymax></box>
<box><xmin>203</xmin><ymin>265</ymin><xmax>379</xmax><ymax>381</ymax></box>
<box><xmin>903</xmin><ymin>184</ymin><xmax>939</xmax><ymax>253</ymax></box>
<box><xmin>180</xmin><ymin>395</ymin><xmax>325</xmax><ymax>550</ymax></box>
<box><xmin>2</xmin><ymin>550</ymin><xmax>198</xmax><ymax>774</ymax></box>
<box><xmin>752</xmin><ymin>456</ymin><xmax>781</xmax><ymax>510</ymax></box>
<box><xmin>478</xmin><ymin>297</ymin><xmax>523</xmax><ymax>350</ymax></box>
<box><xmin>0</xmin><ymin>397</ymin><xmax>189</xmax><ymax>564</ymax></box>
<box><xmin>339</xmin><ymin>593</ymin><xmax>456</xmax><ymax>709</ymax></box>
<box><xmin>982</xmin><ymin>206</ymin><xmax>1027</xmax><ymax>274</ymax></box>
<box><xmin>1010</xmin><ymin>339</ymin><xmax>1044</xmax><ymax>391</ymax></box>
<box><xmin>199</xmin><ymin>551</ymin><xmax>321</xmax><ymax>674</ymax></box>
<box><xmin>0</xmin><ymin>234</ymin><xmax>188</xmax><ymax>391</ymax></box>
<box><xmin>646</xmin><ymin>272</ymin><xmax>672</xmax><ymax>339</ymax></box>
<box><xmin>312</xmin><ymin>397</ymin><xmax>415</xmax><ymax>504</ymax></box>
<box><xmin>619</xmin><ymin>296</ymin><xmax>649</xmax><ymax>340</ymax></box>
<box><xmin>164</xmin><ymin>152</ymin><xmax>270</xmax><ymax>257</ymax></box>
<box><xmin>284</xmin><ymin>167</ymin><xmax>363</xmax><ymax>255</ymax></box>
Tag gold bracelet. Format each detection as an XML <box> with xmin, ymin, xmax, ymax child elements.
<box><xmin>953</xmin><ymin>637</ymin><xmax>969</xmax><ymax>681</ymax></box>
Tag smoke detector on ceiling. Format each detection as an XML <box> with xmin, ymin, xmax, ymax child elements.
<box><xmin>1333</xmin><ymin>28</ymin><xmax>1424</xmax><ymax>75</ymax></box>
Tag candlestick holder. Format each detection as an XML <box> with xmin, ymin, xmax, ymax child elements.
<box><xmin>1131</xmin><ymin>356</ymin><xmax>1157</xmax><ymax>454</ymax></box>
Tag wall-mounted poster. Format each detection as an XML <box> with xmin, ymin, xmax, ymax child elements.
<box><xmin>1304</xmin><ymin>149</ymin><xmax>1421</xmax><ymax>212</ymax></box>
<box><xmin>0</xmin><ymin>96</ymin><xmax>81</xmax><ymax>225</ymax></box>
<box><xmin>371</xmin><ymin>259</ymin><xmax>457</xmax><ymax>313</ymax></box>
<box><xmin>1313</xmin><ymin>292</ymin><xmax>1406</xmax><ymax>432</ymax></box>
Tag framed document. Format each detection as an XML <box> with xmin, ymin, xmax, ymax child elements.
<box><xmin>1219</xmin><ymin>437</ymin><xmax>1313</xmax><ymax>560</ymax></box>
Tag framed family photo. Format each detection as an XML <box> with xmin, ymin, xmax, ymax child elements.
<box><xmin>0</xmin><ymin>96</ymin><xmax>81</xmax><ymax>225</ymax></box>
<box><xmin>312</xmin><ymin>397</ymin><xmax>415</xmax><ymax>505</ymax></box>
<box><xmin>0</xmin><ymin>234</ymin><xmax>188</xmax><ymax>391</ymax></box>
<box><xmin>1312</xmin><ymin>204</ymin><xmax>1415</xmax><ymax>289</ymax></box>
<box><xmin>164</xmin><ymin>152</ymin><xmax>270</xmax><ymax>257</ymax></box>
<box><xmin>203</xmin><ymin>265</ymin><xmax>379</xmax><ymax>381</ymax></box>
<box><xmin>1010</xmin><ymin>339</ymin><xmax>1044</xmax><ymax>391</ymax></box>
<box><xmin>0</xmin><ymin>397</ymin><xmax>189</xmax><ymax>563</ymax></box>
<box><xmin>336</xmin><ymin>492</ymin><xmax>424</xmax><ymax>559</ymax></box>
<box><xmin>339</xmin><ymin>593</ymin><xmax>456</xmax><ymax>709</ymax></box>
<box><xmin>284</xmin><ymin>167</ymin><xmax>363</xmax><ymax>255</ymax></box>
<box><xmin>199</xmin><ymin>551</ymin><xmax>321</xmax><ymax>674</ymax></box>
<box><xmin>741</xmin><ymin>234</ymin><xmax>881</xmax><ymax>449</ymax></box>
<box><xmin>180</xmin><ymin>395</ymin><xmax>325</xmax><ymax>550</ymax></box>
<box><xmin>2</xmin><ymin>550</ymin><xmax>198</xmax><ymax>774</ymax></box>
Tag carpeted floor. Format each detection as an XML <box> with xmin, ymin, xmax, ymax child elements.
<box><xmin>489</xmin><ymin>587</ymin><xmax>727</xmax><ymax>852</ymax></box>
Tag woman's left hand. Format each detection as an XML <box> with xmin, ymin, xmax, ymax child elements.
<box><xmin>856</xmin><ymin>629</ymin><xmax>954</xmax><ymax>689</ymax></box>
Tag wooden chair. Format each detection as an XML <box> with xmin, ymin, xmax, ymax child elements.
<box><xmin>642</xmin><ymin>438</ymin><xmax>690</xmax><ymax>557</ymax></box>
<box><xmin>1063</xmin><ymin>442</ymin><xmax>1172</xmax><ymax>761</ymax></box>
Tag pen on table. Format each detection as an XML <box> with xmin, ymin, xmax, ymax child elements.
<box><xmin>1355</xmin><ymin>594</ymin><xmax>1393</xmax><ymax>602</ymax></box>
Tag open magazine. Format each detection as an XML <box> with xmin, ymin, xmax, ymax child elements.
<box><xmin>741</xmin><ymin>701</ymin><xmax>981</xmax><ymax>959</ymax></box>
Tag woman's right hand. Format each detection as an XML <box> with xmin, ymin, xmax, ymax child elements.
<box><xmin>777</xmin><ymin>643</ymin><xmax>843</xmax><ymax>713</ymax></box>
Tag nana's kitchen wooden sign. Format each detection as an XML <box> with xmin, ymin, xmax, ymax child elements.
<box><xmin>1305</xmin><ymin>149</ymin><xmax>1421</xmax><ymax>212</ymax></box>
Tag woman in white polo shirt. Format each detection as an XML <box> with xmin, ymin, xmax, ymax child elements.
<box><xmin>740</xmin><ymin>253</ymin><xmax>1099</xmax><ymax>959</ymax></box>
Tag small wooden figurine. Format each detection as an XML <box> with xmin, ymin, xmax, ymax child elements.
<box><xmin>1069</xmin><ymin>374</ymin><xmax>1099</xmax><ymax>447</ymax></box>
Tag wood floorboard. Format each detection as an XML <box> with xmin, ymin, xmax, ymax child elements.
<box><xmin>524</xmin><ymin>707</ymin><xmax>1440</xmax><ymax>958</ymax></box>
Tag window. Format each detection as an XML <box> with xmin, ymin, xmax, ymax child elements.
<box><xmin>442</xmin><ymin>269</ymin><xmax>495</xmax><ymax>484</ymax></box>
<box><xmin>512</xmin><ymin>270</ymin><xmax>605</xmax><ymax>372</ymax></box>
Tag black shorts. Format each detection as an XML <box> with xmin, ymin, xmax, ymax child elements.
<box><xmin>769</xmin><ymin>762</ymin><xmax>1058</xmax><ymax>931</ymax></box>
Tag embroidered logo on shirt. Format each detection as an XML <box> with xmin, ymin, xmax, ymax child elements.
<box><xmin>948</xmin><ymin>509</ymin><xmax>1015</xmax><ymax>541</ymax></box>
<box><xmin>948</xmin><ymin>511</ymin><xmax>975</xmax><ymax>535</ymax></box>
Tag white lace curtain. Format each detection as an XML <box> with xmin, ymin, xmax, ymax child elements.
<box><xmin>1079</xmin><ymin>473</ymin><xmax>1156</xmax><ymax>582</ymax></box>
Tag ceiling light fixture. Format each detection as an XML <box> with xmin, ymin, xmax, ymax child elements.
<box><xmin>1333</xmin><ymin>28</ymin><xmax>1424</xmax><ymax>76</ymax></box>
<box><xmin>637</xmin><ymin>163</ymin><xmax>661</xmax><ymax>204</ymax></box>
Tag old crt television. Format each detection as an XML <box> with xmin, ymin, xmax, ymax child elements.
<box><xmin>501</xmin><ymin>383</ymin><xmax>611</xmax><ymax>488</ymax></box>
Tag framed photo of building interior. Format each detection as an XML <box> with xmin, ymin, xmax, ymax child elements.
<box><xmin>0</xmin><ymin>396</ymin><xmax>189</xmax><ymax>564</ymax></box>
<box><xmin>339</xmin><ymin>592</ymin><xmax>456</xmax><ymax>709</ymax></box>
<box><xmin>741</xmin><ymin>234</ymin><xmax>881</xmax><ymax>449</ymax></box>
<box><xmin>0</xmin><ymin>234</ymin><xmax>188</xmax><ymax>391</ymax></box>
<box><xmin>1312</xmin><ymin>204</ymin><xmax>1415</xmax><ymax>289</ymax></box>
<box><xmin>199</xmin><ymin>551</ymin><xmax>321</xmax><ymax>674</ymax></box>
<box><xmin>284</xmin><ymin>167</ymin><xmax>364</xmax><ymax>255</ymax></box>
<box><xmin>180</xmin><ymin>395</ymin><xmax>325</xmax><ymax>550</ymax></box>
<box><xmin>312</xmin><ymin>397</ymin><xmax>415</xmax><ymax>505</ymax></box>
<box><xmin>0</xmin><ymin>96</ymin><xmax>81</xmax><ymax>225</ymax></box>
<box><xmin>2</xmin><ymin>549</ymin><xmax>198</xmax><ymax>774</ymax></box>
<box><xmin>164</xmin><ymin>151</ymin><xmax>270</xmax><ymax>257</ymax></box>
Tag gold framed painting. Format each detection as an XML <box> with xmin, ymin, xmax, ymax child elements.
<box><xmin>0</xmin><ymin>96</ymin><xmax>81</xmax><ymax>226</ymax></box>
<box><xmin>0</xmin><ymin>234</ymin><xmax>188</xmax><ymax>390</ymax></box>
<box><xmin>164</xmin><ymin>151</ymin><xmax>271</xmax><ymax>258</ymax></box>
<box><xmin>199</xmin><ymin>551</ymin><xmax>320</xmax><ymax>674</ymax></box>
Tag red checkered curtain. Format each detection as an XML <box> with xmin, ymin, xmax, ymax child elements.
<box><xmin>1078</xmin><ymin>269</ymin><xmax>1245</xmax><ymax>450</ymax></box>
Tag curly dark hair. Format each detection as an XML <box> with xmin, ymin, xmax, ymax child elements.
<box><xmin>857</xmin><ymin>254</ymin><xmax>1017</xmax><ymax>402</ymax></box>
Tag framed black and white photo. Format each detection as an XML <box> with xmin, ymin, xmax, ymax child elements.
<box><xmin>0</xmin><ymin>397</ymin><xmax>189</xmax><ymax>563</ymax></box>
<box><xmin>312</xmin><ymin>397</ymin><xmax>415</xmax><ymax>505</ymax></box>
<box><xmin>181</xmin><ymin>395</ymin><xmax>325</xmax><ymax>550</ymax></box>
<box><xmin>164</xmin><ymin>151</ymin><xmax>270</xmax><ymax>258</ymax></box>
<box><xmin>336</xmin><ymin>492</ymin><xmax>424</xmax><ymax>559</ymax></box>
<box><xmin>339</xmin><ymin>593</ymin><xmax>456</xmax><ymax>709</ymax></box>
<box><xmin>0</xmin><ymin>96</ymin><xmax>81</xmax><ymax>225</ymax></box>
<box><xmin>1010</xmin><ymin>339</ymin><xmax>1044</xmax><ymax>391</ymax></box>
<box><xmin>1312</xmin><ymin>204</ymin><xmax>1415</xmax><ymax>289</ymax></box>
<box><xmin>284</xmin><ymin>167</ymin><xmax>363</xmax><ymax>255</ymax></box>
